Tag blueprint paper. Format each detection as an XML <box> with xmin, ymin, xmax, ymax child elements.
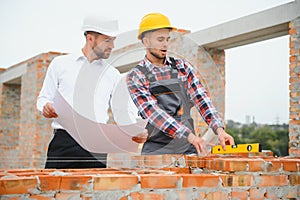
<box><xmin>53</xmin><ymin>91</ymin><xmax>146</xmax><ymax>153</ymax></box>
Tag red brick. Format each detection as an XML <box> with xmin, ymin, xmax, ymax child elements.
<box><xmin>231</xmin><ymin>189</ymin><xmax>248</xmax><ymax>200</ymax></box>
<box><xmin>0</xmin><ymin>172</ymin><xmax>7</xmax><ymax>178</ymax></box>
<box><xmin>214</xmin><ymin>158</ymin><xmax>247</xmax><ymax>172</ymax></box>
<box><xmin>140</xmin><ymin>174</ymin><xmax>181</xmax><ymax>188</ymax></box>
<box><xmin>289</xmin><ymin>148</ymin><xmax>300</xmax><ymax>156</ymax></box>
<box><xmin>203</xmin><ymin>157</ymin><xmax>216</xmax><ymax>169</ymax></box>
<box><xmin>282</xmin><ymin>159</ymin><xmax>299</xmax><ymax>172</ymax></box>
<box><xmin>29</xmin><ymin>194</ymin><xmax>54</xmax><ymax>200</ymax></box>
<box><xmin>289</xmin><ymin>174</ymin><xmax>300</xmax><ymax>186</ymax></box>
<box><xmin>0</xmin><ymin>177</ymin><xmax>38</xmax><ymax>194</ymax></box>
<box><xmin>182</xmin><ymin>174</ymin><xmax>219</xmax><ymax>188</ymax></box>
<box><xmin>290</xmin><ymin>56</ymin><xmax>297</xmax><ymax>63</ymax></box>
<box><xmin>173</xmin><ymin>190</ymin><xmax>205</xmax><ymax>200</ymax></box>
<box><xmin>160</xmin><ymin>167</ymin><xmax>190</xmax><ymax>174</ymax></box>
<box><xmin>255</xmin><ymin>175</ymin><xmax>288</xmax><ymax>186</ymax></box>
<box><xmin>264</xmin><ymin>189</ymin><xmax>278</xmax><ymax>199</ymax></box>
<box><xmin>264</xmin><ymin>158</ymin><xmax>282</xmax><ymax>172</ymax></box>
<box><xmin>249</xmin><ymin>188</ymin><xmax>266</xmax><ymax>200</ymax></box>
<box><xmin>186</xmin><ymin>155</ymin><xmax>200</xmax><ymax>168</ymax></box>
<box><xmin>0</xmin><ymin>197</ymin><xmax>20</xmax><ymax>200</ymax></box>
<box><xmin>130</xmin><ymin>192</ymin><xmax>165</xmax><ymax>200</ymax></box>
<box><xmin>60</xmin><ymin>175</ymin><xmax>92</xmax><ymax>190</ymax></box>
<box><xmin>198</xmin><ymin>191</ymin><xmax>206</xmax><ymax>199</ymax></box>
<box><xmin>141</xmin><ymin>154</ymin><xmax>186</xmax><ymax>168</ymax></box>
<box><xmin>290</xmin><ymin>49</ymin><xmax>300</xmax><ymax>55</ymax></box>
<box><xmin>80</xmin><ymin>193</ymin><xmax>93</xmax><ymax>200</ymax></box>
<box><xmin>39</xmin><ymin>175</ymin><xmax>61</xmax><ymax>192</ymax></box>
<box><xmin>284</xmin><ymin>187</ymin><xmax>298</xmax><ymax>199</ymax></box>
<box><xmin>94</xmin><ymin>174</ymin><xmax>138</xmax><ymax>190</ymax></box>
<box><xmin>289</xmin><ymin>119</ymin><xmax>300</xmax><ymax>125</ymax></box>
<box><xmin>119</xmin><ymin>196</ymin><xmax>128</xmax><ymax>200</ymax></box>
<box><xmin>206</xmin><ymin>191</ymin><xmax>229</xmax><ymax>200</ymax></box>
<box><xmin>6</xmin><ymin>169</ymin><xmax>36</xmax><ymax>174</ymax></box>
<box><xmin>220</xmin><ymin>174</ymin><xmax>253</xmax><ymax>187</ymax></box>
<box><xmin>248</xmin><ymin>159</ymin><xmax>265</xmax><ymax>171</ymax></box>
<box><xmin>54</xmin><ymin>192</ymin><xmax>80</xmax><ymax>199</ymax></box>
<box><xmin>289</xmin><ymin>28</ymin><xmax>297</xmax><ymax>35</ymax></box>
<box><xmin>290</xmin><ymin>41</ymin><xmax>295</xmax><ymax>49</ymax></box>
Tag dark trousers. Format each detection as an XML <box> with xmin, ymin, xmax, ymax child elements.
<box><xmin>45</xmin><ymin>129</ymin><xmax>107</xmax><ymax>169</ymax></box>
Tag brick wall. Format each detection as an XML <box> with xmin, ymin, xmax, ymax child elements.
<box><xmin>289</xmin><ymin>16</ymin><xmax>300</xmax><ymax>157</ymax></box>
<box><xmin>0</xmin><ymin>52</ymin><xmax>63</xmax><ymax>169</ymax></box>
<box><xmin>0</xmin><ymin>84</ymin><xmax>21</xmax><ymax>168</ymax></box>
<box><xmin>19</xmin><ymin>52</ymin><xmax>63</xmax><ymax>168</ymax></box>
<box><xmin>0</xmin><ymin>154</ymin><xmax>299</xmax><ymax>199</ymax></box>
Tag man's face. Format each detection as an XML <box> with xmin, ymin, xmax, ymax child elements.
<box><xmin>143</xmin><ymin>28</ymin><xmax>170</xmax><ymax>60</ymax></box>
<box><xmin>90</xmin><ymin>34</ymin><xmax>115</xmax><ymax>59</ymax></box>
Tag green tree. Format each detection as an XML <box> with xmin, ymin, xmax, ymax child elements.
<box><xmin>225</xmin><ymin>121</ymin><xmax>288</xmax><ymax>157</ymax></box>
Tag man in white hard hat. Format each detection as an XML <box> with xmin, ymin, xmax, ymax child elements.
<box><xmin>37</xmin><ymin>16</ymin><xmax>147</xmax><ymax>168</ymax></box>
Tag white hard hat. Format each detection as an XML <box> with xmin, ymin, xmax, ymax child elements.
<box><xmin>81</xmin><ymin>16</ymin><xmax>119</xmax><ymax>37</ymax></box>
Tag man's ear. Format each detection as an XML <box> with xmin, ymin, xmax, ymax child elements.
<box><xmin>142</xmin><ymin>37</ymin><xmax>150</xmax><ymax>47</ymax></box>
<box><xmin>86</xmin><ymin>33</ymin><xmax>94</xmax><ymax>43</ymax></box>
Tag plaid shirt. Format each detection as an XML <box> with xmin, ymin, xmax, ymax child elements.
<box><xmin>126</xmin><ymin>56</ymin><xmax>224</xmax><ymax>139</ymax></box>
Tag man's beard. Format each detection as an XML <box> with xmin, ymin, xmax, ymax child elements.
<box><xmin>92</xmin><ymin>47</ymin><xmax>109</xmax><ymax>59</ymax></box>
<box><xmin>92</xmin><ymin>42</ymin><xmax>110</xmax><ymax>59</ymax></box>
<box><xmin>149</xmin><ymin>48</ymin><xmax>165</xmax><ymax>60</ymax></box>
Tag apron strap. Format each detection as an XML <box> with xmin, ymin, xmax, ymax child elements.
<box><xmin>136</xmin><ymin>65</ymin><xmax>156</xmax><ymax>82</ymax></box>
<box><xmin>136</xmin><ymin>57</ymin><xmax>178</xmax><ymax>82</ymax></box>
<box><xmin>169</xmin><ymin>57</ymin><xmax>178</xmax><ymax>79</ymax></box>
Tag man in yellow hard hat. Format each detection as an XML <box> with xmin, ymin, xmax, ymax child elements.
<box><xmin>126</xmin><ymin>13</ymin><xmax>235</xmax><ymax>155</ymax></box>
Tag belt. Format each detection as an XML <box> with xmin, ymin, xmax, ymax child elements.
<box><xmin>54</xmin><ymin>129</ymin><xmax>66</xmax><ymax>134</ymax></box>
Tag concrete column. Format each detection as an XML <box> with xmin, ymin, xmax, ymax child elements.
<box><xmin>18</xmin><ymin>52</ymin><xmax>60</xmax><ymax>168</ymax></box>
<box><xmin>289</xmin><ymin>16</ymin><xmax>300</xmax><ymax>156</ymax></box>
<box><xmin>0</xmin><ymin>83</ymin><xmax>21</xmax><ymax>168</ymax></box>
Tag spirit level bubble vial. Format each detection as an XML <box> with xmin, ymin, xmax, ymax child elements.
<box><xmin>212</xmin><ymin>143</ymin><xmax>262</xmax><ymax>154</ymax></box>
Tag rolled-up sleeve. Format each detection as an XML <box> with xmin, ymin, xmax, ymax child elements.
<box><xmin>36</xmin><ymin>58</ymin><xmax>59</xmax><ymax>113</ymax></box>
<box><xmin>184</xmin><ymin>60</ymin><xmax>224</xmax><ymax>134</ymax></box>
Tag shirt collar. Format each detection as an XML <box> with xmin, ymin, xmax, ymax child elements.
<box><xmin>141</xmin><ymin>56</ymin><xmax>172</xmax><ymax>71</ymax></box>
<box><xmin>74</xmin><ymin>50</ymin><xmax>104</xmax><ymax>65</ymax></box>
<box><xmin>72</xmin><ymin>50</ymin><xmax>86</xmax><ymax>61</ymax></box>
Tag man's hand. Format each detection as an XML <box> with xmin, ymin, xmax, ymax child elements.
<box><xmin>216</xmin><ymin>127</ymin><xmax>235</xmax><ymax>151</ymax></box>
<box><xmin>187</xmin><ymin>133</ymin><xmax>209</xmax><ymax>156</ymax></box>
<box><xmin>187</xmin><ymin>128</ymin><xmax>235</xmax><ymax>156</ymax></box>
<box><xmin>132</xmin><ymin>129</ymin><xmax>148</xmax><ymax>143</ymax></box>
<box><xmin>42</xmin><ymin>103</ymin><xmax>58</xmax><ymax>118</ymax></box>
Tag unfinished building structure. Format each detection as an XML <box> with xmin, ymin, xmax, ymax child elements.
<box><xmin>0</xmin><ymin>1</ymin><xmax>300</xmax><ymax>199</ymax></box>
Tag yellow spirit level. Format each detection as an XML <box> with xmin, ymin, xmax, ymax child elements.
<box><xmin>211</xmin><ymin>143</ymin><xmax>262</xmax><ymax>154</ymax></box>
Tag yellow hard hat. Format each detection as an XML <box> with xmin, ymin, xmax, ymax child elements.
<box><xmin>138</xmin><ymin>13</ymin><xmax>176</xmax><ymax>40</ymax></box>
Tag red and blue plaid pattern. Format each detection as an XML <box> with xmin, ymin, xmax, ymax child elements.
<box><xmin>126</xmin><ymin>56</ymin><xmax>224</xmax><ymax>138</ymax></box>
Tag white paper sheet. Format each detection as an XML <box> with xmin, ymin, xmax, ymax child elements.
<box><xmin>53</xmin><ymin>91</ymin><xmax>147</xmax><ymax>153</ymax></box>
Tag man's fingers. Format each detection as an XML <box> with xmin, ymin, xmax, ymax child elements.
<box><xmin>194</xmin><ymin>143</ymin><xmax>201</xmax><ymax>156</ymax></box>
<box><xmin>191</xmin><ymin>137</ymin><xmax>210</xmax><ymax>157</ymax></box>
<box><xmin>206</xmin><ymin>142</ymin><xmax>216</xmax><ymax>147</ymax></box>
<box><xmin>132</xmin><ymin>135</ymin><xmax>147</xmax><ymax>143</ymax></box>
<box><xmin>43</xmin><ymin>103</ymin><xmax>58</xmax><ymax>118</ymax></box>
<box><xmin>47</xmin><ymin>107</ymin><xmax>58</xmax><ymax>118</ymax></box>
<box><xmin>228</xmin><ymin>135</ymin><xmax>235</xmax><ymax>145</ymax></box>
<box><xmin>217</xmin><ymin>134</ymin><xmax>225</xmax><ymax>151</ymax></box>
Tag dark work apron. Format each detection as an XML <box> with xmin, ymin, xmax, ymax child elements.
<box><xmin>136</xmin><ymin>57</ymin><xmax>197</xmax><ymax>155</ymax></box>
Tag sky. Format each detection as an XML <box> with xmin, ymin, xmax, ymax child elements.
<box><xmin>0</xmin><ymin>0</ymin><xmax>292</xmax><ymax>124</ymax></box>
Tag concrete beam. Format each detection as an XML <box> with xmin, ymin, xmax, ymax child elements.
<box><xmin>187</xmin><ymin>0</ymin><xmax>300</xmax><ymax>49</ymax></box>
<box><xmin>0</xmin><ymin>63</ymin><xmax>26</xmax><ymax>84</ymax></box>
<box><xmin>108</xmin><ymin>46</ymin><xmax>145</xmax><ymax>73</ymax></box>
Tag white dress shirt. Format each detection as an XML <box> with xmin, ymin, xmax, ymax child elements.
<box><xmin>37</xmin><ymin>51</ymin><xmax>135</xmax><ymax>129</ymax></box>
